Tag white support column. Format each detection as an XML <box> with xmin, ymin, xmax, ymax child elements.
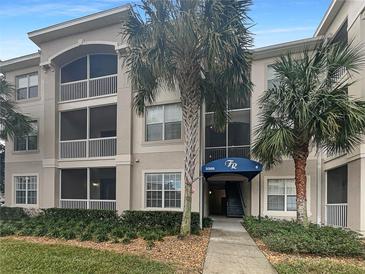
<box><xmin>87</xmin><ymin>168</ymin><xmax>90</xmax><ymax>209</ymax></box>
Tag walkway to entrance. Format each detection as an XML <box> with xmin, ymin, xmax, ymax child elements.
<box><xmin>203</xmin><ymin>217</ymin><xmax>277</xmax><ymax>274</ymax></box>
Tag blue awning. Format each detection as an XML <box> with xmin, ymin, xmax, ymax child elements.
<box><xmin>202</xmin><ymin>157</ymin><xmax>263</xmax><ymax>181</ymax></box>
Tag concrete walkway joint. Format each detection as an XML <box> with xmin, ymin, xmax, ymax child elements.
<box><xmin>203</xmin><ymin>217</ymin><xmax>277</xmax><ymax>274</ymax></box>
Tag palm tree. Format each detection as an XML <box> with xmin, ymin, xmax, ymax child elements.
<box><xmin>0</xmin><ymin>76</ymin><xmax>32</xmax><ymax>141</ymax></box>
<box><xmin>122</xmin><ymin>0</ymin><xmax>253</xmax><ymax>236</ymax></box>
<box><xmin>252</xmin><ymin>40</ymin><xmax>365</xmax><ymax>226</ymax></box>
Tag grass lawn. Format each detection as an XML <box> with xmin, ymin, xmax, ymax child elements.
<box><xmin>0</xmin><ymin>238</ymin><xmax>175</xmax><ymax>274</ymax></box>
<box><xmin>274</xmin><ymin>258</ymin><xmax>365</xmax><ymax>274</ymax></box>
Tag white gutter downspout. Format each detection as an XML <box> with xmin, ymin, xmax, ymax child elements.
<box><xmin>317</xmin><ymin>152</ymin><xmax>322</xmax><ymax>225</ymax></box>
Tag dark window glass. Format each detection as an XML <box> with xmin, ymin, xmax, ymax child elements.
<box><xmin>228</xmin><ymin>96</ymin><xmax>250</xmax><ymax>110</ymax></box>
<box><xmin>90</xmin><ymin>54</ymin><xmax>117</xmax><ymax>79</ymax></box>
<box><xmin>61</xmin><ymin>57</ymin><xmax>87</xmax><ymax>83</ymax></box>
<box><xmin>61</xmin><ymin>169</ymin><xmax>87</xmax><ymax>199</ymax></box>
<box><xmin>29</xmin><ymin>86</ymin><xmax>38</xmax><ymax>98</ymax></box>
<box><xmin>165</xmin><ymin>122</ymin><xmax>181</xmax><ymax>140</ymax></box>
<box><xmin>268</xmin><ymin>195</ymin><xmax>285</xmax><ymax>211</ymax></box>
<box><xmin>61</xmin><ymin>109</ymin><xmax>87</xmax><ymax>141</ymax></box>
<box><xmin>89</xmin><ymin>105</ymin><xmax>117</xmax><ymax>138</ymax></box>
<box><xmin>90</xmin><ymin>168</ymin><xmax>116</xmax><ymax>200</ymax></box>
<box><xmin>16</xmin><ymin>88</ymin><xmax>27</xmax><ymax>100</ymax></box>
<box><xmin>228</xmin><ymin>110</ymin><xmax>250</xmax><ymax>146</ymax></box>
<box><xmin>205</xmin><ymin>113</ymin><xmax>226</xmax><ymax>147</ymax></box>
<box><xmin>327</xmin><ymin>165</ymin><xmax>348</xmax><ymax>204</ymax></box>
<box><xmin>15</xmin><ymin>137</ymin><xmax>27</xmax><ymax>151</ymax></box>
<box><xmin>332</xmin><ymin>20</ymin><xmax>348</xmax><ymax>45</ymax></box>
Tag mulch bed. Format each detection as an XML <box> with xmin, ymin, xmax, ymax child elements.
<box><xmin>255</xmin><ymin>239</ymin><xmax>365</xmax><ymax>268</ymax></box>
<box><xmin>5</xmin><ymin>229</ymin><xmax>211</xmax><ymax>273</ymax></box>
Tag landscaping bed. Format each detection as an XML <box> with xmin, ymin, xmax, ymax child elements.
<box><xmin>243</xmin><ymin>216</ymin><xmax>365</xmax><ymax>274</ymax></box>
<box><xmin>0</xmin><ymin>207</ymin><xmax>212</xmax><ymax>273</ymax></box>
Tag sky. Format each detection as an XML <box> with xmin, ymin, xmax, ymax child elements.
<box><xmin>0</xmin><ymin>0</ymin><xmax>332</xmax><ymax>61</ymax></box>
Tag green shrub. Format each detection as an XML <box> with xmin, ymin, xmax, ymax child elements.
<box><xmin>203</xmin><ymin>217</ymin><xmax>213</xmax><ymax>228</ymax></box>
<box><xmin>33</xmin><ymin>226</ymin><xmax>48</xmax><ymax>237</ymax></box>
<box><xmin>125</xmin><ymin>231</ymin><xmax>137</xmax><ymax>240</ymax></box>
<box><xmin>122</xmin><ymin>211</ymin><xmax>200</xmax><ymax>233</ymax></box>
<box><xmin>79</xmin><ymin>231</ymin><xmax>93</xmax><ymax>241</ymax></box>
<box><xmin>43</xmin><ymin>208</ymin><xmax>118</xmax><ymax>223</ymax></box>
<box><xmin>111</xmin><ymin>227</ymin><xmax>126</xmax><ymax>238</ymax></box>
<box><xmin>95</xmin><ymin>233</ymin><xmax>109</xmax><ymax>242</ymax></box>
<box><xmin>140</xmin><ymin>230</ymin><xmax>164</xmax><ymax>242</ymax></box>
<box><xmin>243</xmin><ymin>216</ymin><xmax>365</xmax><ymax>257</ymax></box>
<box><xmin>121</xmin><ymin>237</ymin><xmax>131</xmax><ymax>244</ymax></box>
<box><xmin>0</xmin><ymin>207</ymin><xmax>29</xmax><ymax>221</ymax></box>
<box><xmin>0</xmin><ymin>224</ymin><xmax>16</xmax><ymax>236</ymax></box>
<box><xmin>60</xmin><ymin>229</ymin><xmax>76</xmax><ymax>240</ymax></box>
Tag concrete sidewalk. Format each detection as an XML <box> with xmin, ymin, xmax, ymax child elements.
<box><xmin>203</xmin><ymin>217</ymin><xmax>277</xmax><ymax>274</ymax></box>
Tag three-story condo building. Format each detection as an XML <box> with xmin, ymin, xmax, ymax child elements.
<box><xmin>1</xmin><ymin>0</ymin><xmax>365</xmax><ymax>234</ymax></box>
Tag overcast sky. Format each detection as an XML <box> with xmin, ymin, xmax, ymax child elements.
<box><xmin>0</xmin><ymin>0</ymin><xmax>331</xmax><ymax>60</ymax></box>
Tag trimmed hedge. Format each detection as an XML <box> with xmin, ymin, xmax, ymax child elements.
<box><xmin>121</xmin><ymin>210</ymin><xmax>200</xmax><ymax>234</ymax></box>
<box><xmin>243</xmin><ymin>216</ymin><xmax>365</xmax><ymax>257</ymax></box>
<box><xmin>0</xmin><ymin>207</ymin><xmax>29</xmax><ymax>221</ymax></box>
<box><xmin>43</xmin><ymin>208</ymin><xmax>118</xmax><ymax>223</ymax></box>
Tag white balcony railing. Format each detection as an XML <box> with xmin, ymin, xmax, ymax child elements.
<box><xmin>60</xmin><ymin>74</ymin><xmax>117</xmax><ymax>102</ymax></box>
<box><xmin>60</xmin><ymin>199</ymin><xmax>116</xmax><ymax>210</ymax></box>
<box><xmin>325</xmin><ymin>203</ymin><xmax>347</xmax><ymax>228</ymax></box>
<box><xmin>205</xmin><ymin>146</ymin><xmax>250</xmax><ymax>163</ymax></box>
<box><xmin>59</xmin><ymin>137</ymin><xmax>116</xmax><ymax>159</ymax></box>
<box><xmin>89</xmin><ymin>137</ymin><xmax>117</xmax><ymax>157</ymax></box>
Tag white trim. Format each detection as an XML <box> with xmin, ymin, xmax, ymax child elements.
<box><xmin>141</xmin><ymin>169</ymin><xmax>184</xmax><ymax>211</ymax></box>
<box><xmin>12</xmin><ymin>173</ymin><xmax>39</xmax><ymax>208</ymax></box>
<box><xmin>263</xmin><ymin>175</ymin><xmax>312</xmax><ymax>218</ymax></box>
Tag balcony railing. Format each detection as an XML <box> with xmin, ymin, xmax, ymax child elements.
<box><xmin>325</xmin><ymin>203</ymin><xmax>347</xmax><ymax>228</ymax></box>
<box><xmin>60</xmin><ymin>137</ymin><xmax>116</xmax><ymax>159</ymax></box>
<box><xmin>60</xmin><ymin>74</ymin><xmax>117</xmax><ymax>102</ymax></box>
<box><xmin>205</xmin><ymin>146</ymin><xmax>250</xmax><ymax>163</ymax></box>
<box><xmin>60</xmin><ymin>199</ymin><xmax>116</xmax><ymax>210</ymax></box>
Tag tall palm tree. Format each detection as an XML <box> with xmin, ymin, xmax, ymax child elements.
<box><xmin>122</xmin><ymin>0</ymin><xmax>253</xmax><ymax>236</ymax></box>
<box><xmin>0</xmin><ymin>77</ymin><xmax>31</xmax><ymax>141</ymax></box>
<box><xmin>252</xmin><ymin>40</ymin><xmax>365</xmax><ymax>226</ymax></box>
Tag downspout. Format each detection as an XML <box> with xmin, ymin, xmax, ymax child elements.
<box><xmin>199</xmin><ymin>103</ymin><xmax>205</xmax><ymax>229</ymax></box>
<box><xmin>317</xmin><ymin>152</ymin><xmax>322</xmax><ymax>225</ymax></box>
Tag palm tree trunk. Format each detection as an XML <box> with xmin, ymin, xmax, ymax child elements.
<box><xmin>293</xmin><ymin>146</ymin><xmax>309</xmax><ymax>227</ymax></box>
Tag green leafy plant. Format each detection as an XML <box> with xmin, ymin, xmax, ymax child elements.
<box><xmin>79</xmin><ymin>231</ymin><xmax>93</xmax><ymax>242</ymax></box>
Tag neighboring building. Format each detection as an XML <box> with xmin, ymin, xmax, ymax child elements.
<box><xmin>0</xmin><ymin>0</ymin><xmax>364</xmax><ymax>234</ymax></box>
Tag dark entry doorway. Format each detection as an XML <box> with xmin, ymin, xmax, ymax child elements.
<box><xmin>208</xmin><ymin>181</ymin><xmax>244</xmax><ymax>217</ymax></box>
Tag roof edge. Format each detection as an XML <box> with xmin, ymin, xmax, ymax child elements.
<box><xmin>252</xmin><ymin>36</ymin><xmax>323</xmax><ymax>60</ymax></box>
<box><xmin>28</xmin><ymin>4</ymin><xmax>130</xmax><ymax>43</ymax></box>
<box><xmin>314</xmin><ymin>0</ymin><xmax>345</xmax><ymax>37</ymax></box>
<box><xmin>0</xmin><ymin>52</ymin><xmax>40</xmax><ymax>69</ymax></box>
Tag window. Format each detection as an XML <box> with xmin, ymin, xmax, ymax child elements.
<box><xmin>145</xmin><ymin>172</ymin><xmax>181</xmax><ymax>208</ymax></box>
<box><xmin>146</xmin><ymin>104</ymin><xmax>182</xmax><ymax>141</ymax></box>
<box><xmin>16</xmin><ymin>73</ymin><xmax>38</xmax><ymax>100</ymax></box>
<box><xmin>327</xmin><ymin>165</ymin><xmax>347</xmax><ymax>204</ymax></box>
<box><xmin>267</xmin><ymin>65</ymin><xmax>279</xmax><ymax>90</ymax></box>
<box><xmin>61</xmin><ymin>54</ymin><xmax>117</xmax><ymax>84</ymax></box>
<box><xmin>14</xmin><ymin>121</ymin><xmax>38</xmax><ymax>151</ymax></box>
<box><xmin>267</xmin><ymin>178</ymin><xmax>296</xmax><ymax>211</ymax></box>
<box><xmin>14</xmin><ymin>175</ymin><xmax>37</xmax><ymax>205</ymax></box>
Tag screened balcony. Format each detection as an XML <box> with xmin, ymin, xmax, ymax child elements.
<box><xmin>59</xmin><ymin>105</ymin><xmax>117</xmax><ymax>159</ymax></box>
<box><xmin>205</xmin><ymin>107</ymin><xmax>250</xmax><ymax>163</ymax></box>
<box><xmin>60</xmin><ymin>168</ymin><xmax>116</xmax><ymax>210</ymax></box>
<box><xmin>59</xmin><ymin>54</ymin><xmax>117</xmax><ymax>102</ymax></box>
<box><xmin>325</xmin><ymin>165</ymin><xmax>348</xmax><ymax>228</ymax></box>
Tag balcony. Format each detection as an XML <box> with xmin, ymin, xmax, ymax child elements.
<box><xmin>59</xmin><ymin>54</ymin><xmax>118</xmax><ymax>102</ymax></box>
<box><xmin>205</xmin><ymin>146</ymin><xmax>250</xmax><ymax>163</ymax></box>
<box><xmin>60</xmin><ymin>74</ymin><xmax>117</xmax><ymax>102</ymax></box>
<box><xmin>60</xmin><ymin>168</ymin><xmax>116</xmax><ymax>210</ymax></box>
<box><xmin>59</xmin><ymin>105</ymin><xmax>117</xmax><ymax>159</ymax></box>
<box><xmin>325</xmin><ymin>203</ymin><xmax>347</xmax><ymax>228</ymax></box>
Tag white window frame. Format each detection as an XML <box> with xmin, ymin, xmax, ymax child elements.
<box><xmin>142</xmin><ymin>169</ymin><xmax>184</xmax><ymax>210</ymax></box>
<box><xmin>15</xmin><ymin>73</ymin><xmax>38</xmax><ymax>101</ymax></box>
<box><xmin>13</xmin><ymin>173</ymin><xmax>39</xmax><ymax>207</ymax></box>
<box><xmin>267</xmin><ymin>178</ymin><xmax>296</xmax><ymax>212</ymax></box>
<box><xmin>145</xmin><ymin>103</ymin><xmax>182</xmax><ymax>142</ymax></box>
<box><xmin>263</xmin><ymin>175</ymin><xmax>311</xmax><ymax>217</ymax></box>
<box><xmin>13</xmin><ymin>120</ymin><xmax>39</xmax><ymax>152</ymax></box>
<box><xmin>267</xmin><ymin>65</ymin><xmax>278</xmax><ymax>90</ymax></box>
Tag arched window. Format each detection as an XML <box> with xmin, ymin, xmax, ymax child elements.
<box><xmin>61</xmin><ymin>54</ymin><xmax>117</xmax><ymax>84</ymax></box>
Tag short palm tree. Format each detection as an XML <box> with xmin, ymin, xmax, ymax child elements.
<box><xmin>0</xmin><ymin>77</ymin><xmax>31</xmax><ymax>140</ymax></box>
<box><xmin>122</xmin><ymin>0</ymin><xmax>253</xmax><ymax>236</ymax></box>
<box><xmin>252</xmin><ymin>40</ymin><xmax>365</xmax><ymax>226</ymax></box>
